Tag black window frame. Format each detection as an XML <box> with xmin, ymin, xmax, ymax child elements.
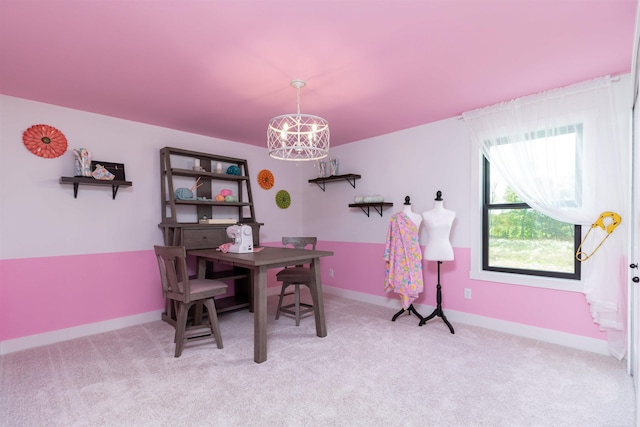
<box><xmin>482</xmin><ymin>156</ymin><xmax>582</xmax><ymax>280</ymax></box>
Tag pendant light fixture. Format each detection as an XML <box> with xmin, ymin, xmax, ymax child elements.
<box><xmin>267</xmin><ymin>79</ymin><xmax>330</xmax><ymax>161</ymax></box>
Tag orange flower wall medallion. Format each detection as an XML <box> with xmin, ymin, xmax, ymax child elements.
<box><xmin>257</xmin><ymin>169</ymin><xmax>275</xmax><ymax>190</ymax></box>
<box><xmin>23</xmin><ymin>124</ymin><xmax>68</xmax><ymax>158</ymax></box>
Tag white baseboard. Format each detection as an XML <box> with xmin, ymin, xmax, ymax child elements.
<box><xmin>0</xmin><ymin>310</ymin><xmax>164</xmax><ymax>355</ymax></box>
<box><xmin>1</xmin><ymin>287</ymin><xmax>609</xmax><ymax>357</ymax></box>
<box><xmin>322</xmin><ymin>285</ymin><xmax>610</xmax><ymax>356</ymax></box>
<box><xmin>1</xmin><ymin>288</ymin><xmax>283</xmax><ymax>355</ymax></box>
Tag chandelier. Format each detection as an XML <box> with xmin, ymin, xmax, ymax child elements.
<box><xmin>267</xmin><ymin>79</ymin><xmax>330</xmax><ymax>161</ymax></box>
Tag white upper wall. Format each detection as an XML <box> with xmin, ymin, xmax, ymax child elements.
<box><xmin>299</xmin><ymin>74</ymin><xmax>632</xmax><ymax>250</ymax></box>
<box><xmin>299</xmin><ymin>116</ymin><xmax>471</xmax><ymax>248</ymax></box>
<box><xmin>1</xmin><ymin>74</ymin><xmax>631</xmax><ymax>258</ymax></box>
<box><xmin>0</xmin><ymin>95</ymin><xmax>304</xmax><ymax>260</ymax></box>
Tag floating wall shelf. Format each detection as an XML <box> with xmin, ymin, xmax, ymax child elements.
<box><xmin>60</xmin><ymin>176</ymin><xmax>132</xmax><ymax>199</ymax></box>
<box><xmin>308</xmin><ymin>174</ymin><xmax>361</xmax><ymax>191</ymax></box>
<box><xmin>348</xmin><ymin>202</ymin><xmax>393</xmax><ymax>217</ymax></box>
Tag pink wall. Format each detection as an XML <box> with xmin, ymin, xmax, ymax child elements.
<box><xmin>1</xmin><ymin>241</ymin><xmax>604</xmax><ymax>342</ymax></box>
<box><xmin>317</xmin><ymin>241</ymin><xmax>605</xmax><ymax>340</ymax></box>
<box><xmin>0</xmin><ymin>251</ymin><xmax>164</xmax><ymax>341</ymax></box>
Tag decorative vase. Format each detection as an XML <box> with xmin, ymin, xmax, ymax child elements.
<box><xmin>318</xmin><ymin>161</ymin><xmax>326</xmax><ymax>178</ymax></box>
<box><xmin>330</xmin><ymin>158</ymin><xmax>339</xmax><ymax>176</ymax></box>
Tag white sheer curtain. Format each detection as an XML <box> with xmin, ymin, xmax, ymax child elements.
<box><xmin>462</xmin><ymin>76</ymin><xmax>629</xmax><ymax>359</ymax></box>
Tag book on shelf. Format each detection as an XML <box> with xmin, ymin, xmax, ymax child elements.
<box><xmin>198</xmin><ymin>218</ymin><xmax>237</xmax><ymax>224</ymax></box>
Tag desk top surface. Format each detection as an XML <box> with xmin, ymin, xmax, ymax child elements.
<box><xmin>188</xmin><ymin>246</ymin><xmax>334</xmax><ymax>268</ymax></box>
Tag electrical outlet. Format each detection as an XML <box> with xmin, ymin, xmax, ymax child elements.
<box><xmin>464</xmin><ymin>288</ymin><xmax>472</xmax><ymax>299</ymax></box>
<box><xmin>329</xmin><ymin>269</ymin><xmax>334</xmax><ymax>277</ymax></box>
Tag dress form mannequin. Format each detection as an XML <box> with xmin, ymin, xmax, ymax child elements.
<box><xmin>419</xmin><ymin>191</ymin><xmax>455</xmax><ymax>334</ymax></box>
<box><xmin>403</xmin><ymin>197</ymin><xmax>422</xmax><ymax>228</ymax></box>
<box><xmin>422</xmin><ymin>194</ymin><xmax>455</xmax><ymax>261</ymax></box>
<box><xmin>387</xmin><ymin>196</ymin><xmax>425</xmax><ymax>322</ymax></box>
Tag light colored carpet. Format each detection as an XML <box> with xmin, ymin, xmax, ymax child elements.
<box><xmin>1</xmin><ymin>293</ymin><xmax>635</xmax><ymax>426</ymax></box>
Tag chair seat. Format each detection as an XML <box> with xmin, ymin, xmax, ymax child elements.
<box><xmin>275</xmin><ymin>237</ymin><xmax>318</xmax><ymax>326</ymax></box>
<box><xmin>188</xmin><ymin>279</ymin><xmax>228</xmax><ymax>298</ymax></box>
<box><xmin>276</xmin><ymin>267</ymin><xmax>311</xmax><ymax>282</ymax></box>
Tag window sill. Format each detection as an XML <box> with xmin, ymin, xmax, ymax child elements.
<box><xmin>469</xmin><ymin>268</ymin><xmax>583</xmax><ymax>293</ymax></box>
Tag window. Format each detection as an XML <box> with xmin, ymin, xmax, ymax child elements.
<box><xmin>482</xmin><ymin>126</ymin><xmax>582</xmax><ymax>280</ymax></box>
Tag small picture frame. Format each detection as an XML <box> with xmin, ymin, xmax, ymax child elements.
<box><xmin>91</xmin><ymin>161</ymin><xmax>126</xmax><ymax>181</ymax></box>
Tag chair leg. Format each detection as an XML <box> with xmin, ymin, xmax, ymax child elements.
<box><xmin>204</xmin><ymin>298</ymin><xmax>223</xmax><ymax>349</ymax></box>
<box><xmin>275</xmin><ymin>282</ymin><xmax>289</xmax><ymax>320</ymax></box>
<box><xmin>294</xmin><ymin>284</ymin><xmax>301</xmax><ymax>326</ymax></box>
<box><xmin>174</xmin><ymin>302</ymin><xmax>191</xmax><ymax>357</ymax></box>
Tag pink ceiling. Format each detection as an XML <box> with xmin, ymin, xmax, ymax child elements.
<box><xmin>0</xmin><ymin>1</ymin><xmax>636</xmax><ymax>148</ymax></box>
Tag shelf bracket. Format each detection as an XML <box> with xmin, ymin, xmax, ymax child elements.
<box><xmin>71</xmin><ymin>183</ymin><xmax>121</xmax><ymax>199</ymax></box>
<box><xmin>349</xmin><ymin>202</ymin><xmax>393</xmax><ymax>218</ymax></box>
<box><xmin>344</xmin><ymin>176</ymin><xmax>357</xmax><ymax>189</ymax></box>
<box><xmin>356</xmin><ymin>205</ymin><xmax>384</xmax><ymax>217</ymax></box>
<box><xmin>313</xmin><ymin>181</ymin><xmax>327</xmax><ymax>192</ymax></box>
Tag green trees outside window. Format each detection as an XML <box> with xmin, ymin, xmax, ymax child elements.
<box><xmin>483</xmin><ymin>158</ymin><xmax>581</xmax><ymax>279</ymax></box>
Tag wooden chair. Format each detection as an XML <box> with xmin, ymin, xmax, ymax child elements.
<box><xmin>275</xmin><ymin>237</ymin><xmax>317</xmax><ymax>326</ymax></box>
<box><xmin>154</xmin><ymin>245</ymin><xmax>228</xmax><ymax>357</ymax></box>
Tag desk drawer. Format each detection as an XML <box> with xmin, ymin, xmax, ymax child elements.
<box><xmin>182</xmin><ymin>228</ymin><xmax>227</xmax><ymax>249</ymax></box>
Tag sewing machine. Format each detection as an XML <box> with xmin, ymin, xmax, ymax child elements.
<box><xmin>226</xmin><ymin>224</ymin><xmax>253</xmax><ymax>253</ymax></box>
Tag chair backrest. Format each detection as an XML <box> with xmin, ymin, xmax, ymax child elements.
<box><xmin>154</xmin><ymin>245</ymin><xmax>190</xmax><ymax>302</ymax></box>
<box><xmin>282</xmin><ymin>237</ymin><xmax>317</xmax><ymax>250</ymax></box>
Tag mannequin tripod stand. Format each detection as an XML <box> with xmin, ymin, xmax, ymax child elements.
<box><xmin>419</xmin><ymin>261</ymin><xmax>454</xmax><ymax>334</ymax></box>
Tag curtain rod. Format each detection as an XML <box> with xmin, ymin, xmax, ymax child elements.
<box><xmin>457</xmin><ymin>75</ymin><xmax>622</xmax><ymax>120</ymax></box>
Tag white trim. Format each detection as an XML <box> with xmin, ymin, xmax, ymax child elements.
<box><xmin>1</xmin><ymin>287</ymin><xmax>608</xmax><ymax>357</ymax></box>
<box><xmin>0</xmin><ymin>310</ymin><xmax>163</xmax><ymax>355</ymax></box>
<box><xmin>469</xmin><ymin>269</ymin><xmax>583</xmax><ymax>292</ymax></box>
<box><xmin>467</xmin><ymin>138</ymin><xmax>584</xmax><ymax>293</ymax></box>
<box><xmin>323</xmin><ymin>285</ymin><xmax>609</xmax><ymax>356</ymax></box>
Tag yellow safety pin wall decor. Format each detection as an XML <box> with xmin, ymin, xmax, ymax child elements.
<box><xmin>576</xmin><ymin>211</ymin><xmax>621</xmax><ymax>261</ymax></box>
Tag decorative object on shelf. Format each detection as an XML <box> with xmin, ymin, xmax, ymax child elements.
<box><xmin>329</xmin><ymin>158</ymin><xmax>339</xmax><ymax>176</ymax></box>
<box><xmin>257</xmin><ymin>169</ymin><xmax>275</xmax><ymax>190</ymax></box>
<box><xmin>90</xmin><ymin>161</ymin><xmax>126</xmax><ymax>181</ymax></box>
<box><xmin>175</xmin><ymin>187</ymin><xmax>194</xmax><ymax>200</ymax></box>
<box><xmin>73</xmin><ymin>148</ymin><xmax>92</xmax><ymax>176</ymax></box>
<box><xmin>214</xmin><ymin>188</ymin><xmax>238</xmax><ymax>202</ymax></box>
<box><xmin>91</xmin><ymin>164</ymin><xmax>115</xmax><ymax>180</ymax></box>
<box><xmin>190</xmin><ymin>177</ymin><xmax>203</xmax><ymax>198</ymax></box>
<box><xmin>317</xmin><ymin>161</ymin><xmax>326</xmax><ymax>178</ymax></box>
<box><xmin>275</xmin><ymin>189</ymin><xmax>291</xmax><ymax>209</ymax></box>
<box><xmin>23</xmin><ymin>124</ymin><xmax>68</xmax><ymax>158</ymax></box>
<box><xmin>267</xmin><ymin>79</ymin><xmax>330</xmax><ymax>161</ymax></box>
<box><xmin>362</xmin><ymin>195</ymin><xmax>384</xmax><ymax>203</ymax></box>
<box><xmin>215</xmin><ymin>162</ymin><xmax>223</xmax><ymax>173</ymax></box>
<box><xmin>227</xmin><ymin>165</ymin><xmax>241</xmax><ymax>175</ymax></box>
<box><xmin>193</xmin><ymin>158</ymin><xmax>205</xmax><ymax>172</ymax></box>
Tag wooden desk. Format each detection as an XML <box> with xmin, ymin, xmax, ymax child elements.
<box><xmin>188</xmin><ymin>246</ymin><xmax>334</xmax><ymax>363</ymax></box>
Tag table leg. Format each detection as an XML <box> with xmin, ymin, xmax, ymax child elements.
<box><xmin>309</xmin><ymin>258</ymin><xmax>327</xmax><ymax>337</ymax></box>
<box><xmin>196</xmin><ymin>258</ymin><xmax>206</xmax><ymax>279</ymax></box>
<box><xmin>254</xmin><ymin>266</ymin><xmax>268</xmax><ymax>363</ymax></box>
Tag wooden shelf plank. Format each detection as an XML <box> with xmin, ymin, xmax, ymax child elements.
<box><xmin>308</xmin><ymin>173</ymin><xmax>361</xmax><ymax>191</ymax></box>
<box><xmin>60</xmin><ymin>176</ymin><xmax>132</xmax><ymax>199</ymax></box>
